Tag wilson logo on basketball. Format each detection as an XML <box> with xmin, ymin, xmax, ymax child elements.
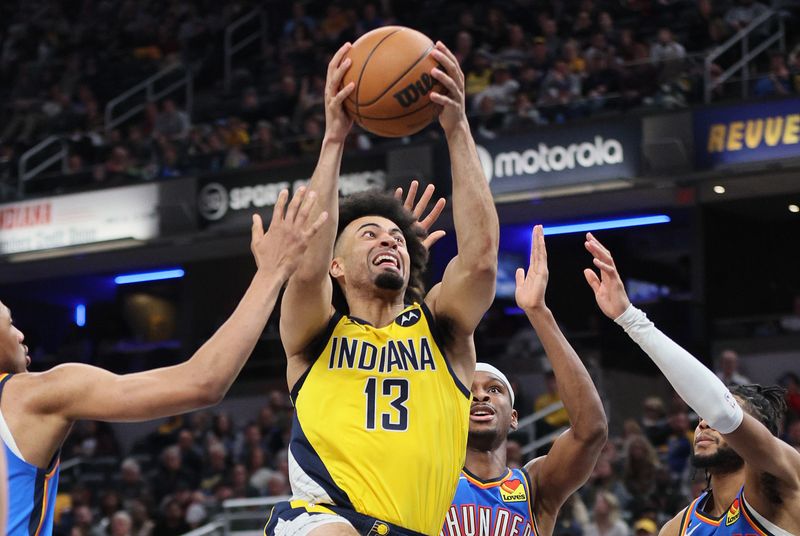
<box><xmin>392</xmin><ymin>73</ymin><xmax>436</xmax><ymax>108</ymax></box>
<box><xmin>499</xmin><ymin>479</ymin><xmax>527</xmax><ymax>502</ymax></box>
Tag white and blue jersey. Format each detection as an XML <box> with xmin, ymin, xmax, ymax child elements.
<box><xmin>1</xmin><ymin>373</ymin><xmax>61</xmax><ymax>536</ymax></box>
<box><xmin>441</xmin><ymin>467</ymin><xmax>540</xmax><ymax>536</ymax></box>
<box><xmin>679</xmin><ymin>486</ymin><xmax>791</xmax><ymax>536</ymax></box>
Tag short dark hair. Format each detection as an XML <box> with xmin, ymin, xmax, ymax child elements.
<box><xmin>730</xmin><ymin>384</ymin><xmax>787</xmax><ymax>436</ymax></box>
<box><xmin>333</xmin><ymin>191</ymin><xmax>428</xmax><ymax>314</ymax></box>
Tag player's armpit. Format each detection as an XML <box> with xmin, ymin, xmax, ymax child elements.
<box><xmin>526</xmin><ymin>425</ymin><xmax>606</xmax><ymax>516</ymax></box>
<box><xmin>726</xmin><ymin>412</ymin><xmax>800</xmax><ymax>491</ymax></box>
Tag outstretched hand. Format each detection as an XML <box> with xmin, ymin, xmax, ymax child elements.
<box><xmin>583</xmin><ymin>232</ymin><xmax>630</xmax><ymax>319</ymax></box>
<box><xmin>515</xmin><ymin>225</ymin><xmax>549</xmax><ymax>313</ymax></box>
<box><xmin>429</xmin><ymin>42</ymin><xmax>467</xmax><ymax>135</ymax></box>
<box><xmin>324</xmin><ymin>43</ymin><xmax>355</xmax><ymax>143</ymax></box>
<box><xmin>251</xmin><ymin>187</ymin><xmax>329</xmax><ymax>281</ymax></box>
<box><xmin>394</xmin><ymin>179</ymin><xmax>447</xmax><ymax>250</ymax></box>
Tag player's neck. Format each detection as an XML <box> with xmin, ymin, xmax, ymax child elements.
<box><xmin>346</xmin><ymin>294</ymin><xmax>407</xmax><ymax>327</ymax></box>
<box><xmin>465</xmin><ymin>442</ymin><xmax>508</xmax><ymax>481</ymax></box>
<box><xmin>708</xmin><ymin>467</ymin><xmax>746</xmax><ymax>515</ymax></box>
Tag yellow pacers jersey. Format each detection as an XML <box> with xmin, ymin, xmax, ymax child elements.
<box><xmin>289</xmin><ymin>302</ymin><xmax>471</xmax><ymax>535</ymax></box>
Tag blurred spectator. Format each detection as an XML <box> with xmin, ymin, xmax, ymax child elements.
<box><xmin>473</xmin><ymin>64</ymin><xmax>520</xmax><ymax>114</ymax></box>
<box><xmin>622</xmin><ymin>434</ymin><xmax>660</xmax><ymax>499</ymax></box>
<box><xmin>584</xmin><ymin>491</ymin><xmax>630</xmax><ymax>536</ymax></box>
<box><xmin>283</xmin><ymin>1</ymin><xmax>316</xmax><ymax>38</ymax></box>
<box><xmin>753</xmin><ymin>52</ymin><xmax>792</xmax><ymax>97</ymax></box>
<box><xmin>176</xmin><ymin>430</ymin><xmax>204</xmax><ymax>479</ymax></box>
<box><xmin>128</xmin><ymin>500</ymin><xmax>154</xmax><ymax>536</ymax></box>
<box><xmin>583</xmin><ymin>53</ymin><xmax>620</xmax><ymax>112</ymax></box>
<box><xmin>150</xmin><ymin>446</ymin><xmax>197</xmax><ymax>503</ymax></box>
<box><xmin>663</xmin><ymin>411</ymin><xmax>693</xmax><ymax>478</ymax></box>
<box><xmin>153</xmin><ymin>100</ymin><xmax>190</xmax><ymax>141</ymax></box>
<box><xmin>117</xmin><ymin>458</ymin><xmax>150</xmax><ymax>505</ymax></box>
<box><xmin>465</xmin><ymin>50</ymin><xmax>494</xmax><ymax>97</ymax></box>
<box><xmin>779</xmin><ymin>372</ymin><xmax>800</xmax><ymax>420</ymax></box>
<box><xmin>229</xmin><ymin>463</ymin><xmax>260</xmax><ymax>498</ymax></box>
<box><xmin>200</xmin><ymin>442</ymin><xmax>229</xmax><ymax>493</ymax></box>
<box><xmin>650</xmin><ymin>29</ymin><xmax>686</xmax><ymax>63</ymax></box>
<box><xmin>152</xmin><ymin>499</ymin><xmax>188</xmax><ymax>536</ymax></box>
<box><xmin>110</xmin><ymin>511</ymin><xmax>133</xmax><ymax>536</ymax></box>
<box><xmin>92</xmin><ymin>490</ymin><xmax>123</xmax><ymax>536</ymax></box>
<box><xmin>533</xmin><ymin>370</ymin><xmax>570</xmax><ymax>453</ymax></box>
<box><xmin>725</xmin><ymin>0</ymin><xmax>769</xmax><ymax>32</ymax></box>
<box><xmin>715</xmin><ymin>349</ymin><xmax>751</xmax><ymax>386</ymax></box>
<box><xmin>554</xmin><ymin>493</ymin><xmax>590</xmax><ymax>536</ymax></box>
<box><xmin>247</xmin><ymin>447</ymin><xmax>276</xmax><ymax>495</ymax></box>
<box><xmin>538</xmin><ymin>60</ymin><xmax>582</xmax><ymax>123</ymax></box>
<box><xmin>265</xmin><ymin>472</ymin><xmax>291</xmax><ymax>497</ymax></box>
<box><xmin>633</xmin><ymin>518</ymin><xmax>657</xmax><ymax>536</ymax></box>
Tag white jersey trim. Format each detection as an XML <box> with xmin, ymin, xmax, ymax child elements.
<box><xmin>742</xmin><ymin>494</ymin><xmax>794</xmax><ymax>536</ymax></box>
<box><xmin>0</xmin><ymin>406</ymin><xmax>27</xmax><ymax>462</ymax></box>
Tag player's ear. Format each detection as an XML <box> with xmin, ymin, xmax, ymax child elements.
<box><xmin>510</xmin><ymin>409</ymin><xmax>519</xmax><ymax>431</ymax></box>
<box><xmin>330</xmin><ymin>257</ymin><xmax>344</xmax><ymax>279</ymax></box>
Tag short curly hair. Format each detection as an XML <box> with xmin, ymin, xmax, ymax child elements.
<box><xmin>730</xmin><ymin>384</ymin><xmax>787</xmax><ymax>436</ymax></box>
<box><xmin>332</xmin><ymin>191</ymin><xmax>428</xmax><ymax>314</ymax></box>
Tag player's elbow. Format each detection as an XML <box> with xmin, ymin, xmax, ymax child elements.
<box><xmin>193</xmin><ymin>379</ymin><xmax>227</xmax><ymax>407</ymax></box>
<box><xmin>575</xmin><ymin>417</ymin><xmax>609</xmax><ymax>451</ymax></box>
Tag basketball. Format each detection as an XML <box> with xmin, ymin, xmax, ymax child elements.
<box><xmin>342</xmin><ymin>26</ymin><xmax>441</xmax><ymax>138</ymax></box>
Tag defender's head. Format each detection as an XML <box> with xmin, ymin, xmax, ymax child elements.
<box><xmin>331</xmin><ymin>192</ymin><xmax>428</xmax><ymax>313</ymax></box>
<box><xmin>0</xmin><ymin>300</ymin><xmax>30</xmax><ymax>373</ymax></box>
<box><xmin>692</xmin><ymin>384</ymin><xmax>787</xmax><ymax>473</ymax></box>
<box><xmin>468</xmin><ymin>363</ymin><xmax>517</xmax><ymax>451</ymax></box>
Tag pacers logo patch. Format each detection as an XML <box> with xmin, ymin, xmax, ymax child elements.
<box><xmin>726</xmin><ymin>498</ymin><xmax>741</xmax><ymax>526</ymax></box>
<box><xmin>367</xmin><ymin>521</ymin><xmax>390</xmax><ymax>535</ymax></box>
<box><xmin>499</xmin><ymin>479</ymin><xmax>527</xmax><ymax>502</ymax></box>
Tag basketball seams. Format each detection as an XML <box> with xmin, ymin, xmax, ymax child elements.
<box><xmin>355</xmin><ymin>100</ymin><xmax>436</xmax><ymax>121</ymax></box>
<box><xmin>354</xmin><ymin>27</ymin><xmax>404</xmax><ymax>123</ymax></box>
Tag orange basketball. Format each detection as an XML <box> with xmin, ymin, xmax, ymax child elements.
<box><xmin>342</xmin><ymin>26</ymin><xmax>440</xmax><ymax>138</ymax></box>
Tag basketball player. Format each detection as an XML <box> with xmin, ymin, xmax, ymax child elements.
<box><xmin>0</xmin><ymin>188</ymin><xmax>328</xmax><ymax>536</ymax></box>
<box><xmin>443</xmin><ymin>226</ymin><xmax>608</xmax><ymax>536</ymax></box>
<box><xmin>267</xmin><ymin>41</ymin><xmax>499</xmax><ymax>536</ymax></box>
<box><xmin>583</xmin><ymin>232</ymin><xmax>799</xmax><ymax>535</ymax></box>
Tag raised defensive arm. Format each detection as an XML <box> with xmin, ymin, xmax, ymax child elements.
<box><xmin>521</xmin><ymin>226</ymin><xmax>608</xmax><ymax>516</ymax></box>
<box><xmin>24</xmin><ymin>189</ymin><xmax>328</xmax><ymax>422</ymax></box>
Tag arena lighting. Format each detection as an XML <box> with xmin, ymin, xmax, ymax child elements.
<box><xmin>541</xmin><ymin>215</ymin><xmax>671</xmax><ymax>236</ymax></box>
<box><xmin>789</xmin><ymin>204</ymin><xmax>799</xmax><ymax>213</ymax></box>
<box><xmin>114</xmin><ymin>268</ymin><xmax>185</xmax><ymax>285</ymax></box>
<box><xmin>713</xmin><ymin>185</ymin><xmax>726</xmax><ymax>194</ymax></box>
<box><xmin>74</xmin><ymin>304</ymin><xmax>86</xmax><ymax>327</ymax></box>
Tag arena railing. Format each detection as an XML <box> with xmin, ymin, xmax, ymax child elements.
<box><xmin>224</xmin><ymin>7</ymin><xmax>268</xmax><ymax>93</ymax></box>
<box><xmin>183</xmin><ymin>495</ymin><xmax>291</xmax><ymax>536</ymax></box>
<box><xmin>17</xmin><ymin>135</ymin><xmax>69</xmax><ymax>196</ymax></box>
<box><xmin>703</xmin><ymin>9</ymin><xmax>785</xmax><ymax>102</ymax></box>
<box><xmin>104</xmin><ymin>63</ymin><xmax>194</xmax><ymax>133</ymax></box>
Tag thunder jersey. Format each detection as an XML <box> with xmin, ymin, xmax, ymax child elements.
<box><xmin>441</xmin><ymin>468</ymin><xmax>539</xmax><ymax>536</ymax></box>
<box><xmin>679</xmin><ymin>487</ymin><xmax>790</xmax><ymax>536</ymax></box>
<box><xmin>289</xmin><ymin>302</ymin><xmax>471</xmax><ymax>535</ymax></box>
<box><xmin>0</xmin><ymin>373</ymin><xmax>61</xmax><ymax>536</ymax></box>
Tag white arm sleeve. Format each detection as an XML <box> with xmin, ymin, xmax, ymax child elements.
<box><xmin>614</xmin><ymin>304</ymin><xmax>744</xmax><ymax>434</ymax></box>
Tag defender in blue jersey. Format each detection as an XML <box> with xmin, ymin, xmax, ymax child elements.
<box><xmin>443</xmin><ymin>226</ymin><xmax>608</xmax><ymax>536</ymax></box>
<box><xmin>0</xmin><ymin>190</ymin><xmax>327</xmax><ymax>536</ymax></box>
<box><xmin>584</xmin><ymin>233</ymin><xmax>800</xmax><ymax>536</ymax></box>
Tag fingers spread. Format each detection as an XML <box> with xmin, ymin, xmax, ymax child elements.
<box><xmin>296</xmin><ymin>190</ymin><xmax>317</xmax><ymax>226</ymax></box>
<box><xmin>583</xmin><ymin>268</ymin><xmax>601</xmax><ymax>292</ymax></box>
<box><xmin>285</xmin><ymin>186</ymin><xmax>306</xmax><ymax>222</ymax></box>
<box><xmin>419</xmin><ymin>197</ymin><xmax>446</xmax><ymax>229</ymax></box>
<box><xmin>271</xmin><ymin>189</ymin><xmax>289</xmax><ymax>226</ymax></box>
<box><xmin>404</xmin><ymin>180</ymin><xmax>419</xmax><ymax>211</ymax></box>
<box><xmin>414</xmin><ymin>184</ymin><xmax>435</xmax><ymax>218</ymax></box>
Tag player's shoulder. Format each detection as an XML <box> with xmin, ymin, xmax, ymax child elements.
<box><xmin>659</xmin><ymin>507</ymin><xmax>688</xmax><ymax>536</ymax></box>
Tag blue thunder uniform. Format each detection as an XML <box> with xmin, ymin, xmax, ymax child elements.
<box><xmin>679</xmin><ymin>487</ymin><xmax>779</xmax><ymax>536</ymax></box>
<box><xmin>441</xmin><ymin>468</ymin><xmax>540</xmax><ymax>536</ymax></box>
<box><xmin>1</xmin><ymin>373</ymin><xmax>61</xmax><ymax>536</ymax></box>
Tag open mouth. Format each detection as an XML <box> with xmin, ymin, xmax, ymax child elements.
<box><xmin>372</xmin><ymin>253</ymin><xmax>400</xmax><ymax>270</ymax></box>
<box><xmin>470</xmin><ymin>404</ymin><xmax>496</xmax><ymax>422</ymax></box>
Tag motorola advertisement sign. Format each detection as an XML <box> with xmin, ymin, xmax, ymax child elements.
<box><xmin>197</xmin><ymin>155</ymin><xmax>387</xmax><ymax>228</ymax></box>
<box><xmin>474</xmin><ymin>120</ymin><xmax>641</xmax><ymax>196</ymax></box>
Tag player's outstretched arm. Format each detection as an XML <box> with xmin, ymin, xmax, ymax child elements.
<box><xmin>584</xmin><ymin>232</ymin><xmax>800</xmax><ymax>492</ymax></box>
<box><xmin>25</xmin><ymin>189</ymin><xmax>328</xmax><ymax>422</ymax></box>
<box><xmin>425</xmin><ymin>42</ymin><xmax>499</xmax><ymax>370</ymax></box>
<box><xmin>520</xmin><ymin>226</ymin><xmax>608</xmax><ymax>516</ymax></box>
<box><xmin>280</xmin><ymin>43</ymin><xmax>354</xmax><ymax>363</ymax></box>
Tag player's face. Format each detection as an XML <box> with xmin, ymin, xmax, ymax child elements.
<box><xmin>0</xmin><ymin>302</ymin><xmax>30</xmax><ymax>373</ymax></box>
<box><xmin>333</xmin><ymin>216</ymin><xmax>410</xmax><ymax>294</ymax></box>
<box><xmin>469</xmin><ymin>371</ymin><xmax>518</xmax><ymax>439</ymax></box>
<box><xmin>691</xmin><ymin>405</ymin><xmax>745</xmax><ymax>472</ymax></box>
